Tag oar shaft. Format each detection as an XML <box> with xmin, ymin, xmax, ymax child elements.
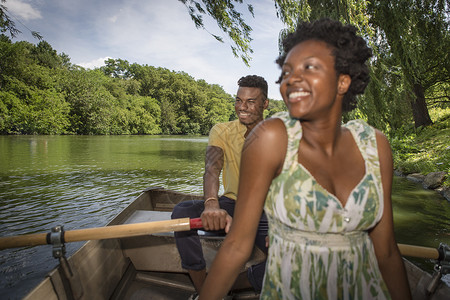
<box><xmin>0</xmin><ymin>222</ymin><xmax>442</xmax><ymax>261</ymax></box>
<box><xmin>0</xmin><ymin>232</ymin><xmax>48</xmax><ymax>250</ymax></box>
<box><xmin>64</xmin><ymin>217</ymin><xmax>191</xmax><ymax>242</ymax></box>
<box><xmin>0</xmin><ymin>217</ymin><xmax>201</xmax><ymax>250</ymax></box>
<box><xmin>398</xmin><ymin>243</ymin><xmax>439</xmax><ymax>259</ymax></box>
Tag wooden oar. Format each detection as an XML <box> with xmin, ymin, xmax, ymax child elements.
<box><xmin>0</xmin><ymin>217</ymin><xmax>203</xmax><ymax>250</ymax></box>
<box><xmin>0</xmin><ymin>220</ymin><xmax>443</xmax><ymax>261</ymax></box>
<box><xmin>398</xmin><ymin>243</ymin><xmax>440</xmax><ymax>260</ymax></box>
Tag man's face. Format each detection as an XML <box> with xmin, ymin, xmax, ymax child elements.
<box><xmin>235</xmin><ymin>87</ymin><xmax>268</xmax><ymax>126</ymax></box>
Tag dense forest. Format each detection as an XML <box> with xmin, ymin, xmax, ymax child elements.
<box><xmin>0</xmin><ymin>37</ymin><xmax>286</xmax><ymax>135</ymax></box>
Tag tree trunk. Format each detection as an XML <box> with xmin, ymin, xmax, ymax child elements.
<box><xmin>410</xmin><ymin>83</ymin><xmax>432</xmax><ymax>127</ymax></box>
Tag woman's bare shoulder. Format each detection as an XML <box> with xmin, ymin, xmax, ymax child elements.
<box><xmin>252</xmin><ymin>117</ymin><xmax>287</xmax><ymax>140</ymax></box>
<box><xmin>243</xmin><ymin>118</ymin><xmax>288</xmax><ymax>174</ymax></box>
<box><xmin>374</xmin><ymin>129</ymin><xmax>391</xmax><ymax>154</ymax></box>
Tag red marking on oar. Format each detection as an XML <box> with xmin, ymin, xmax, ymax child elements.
<box><xmin>190</xmin><ymin>218</ymin><xmax>203</xmax><ymax>229</ymax></box>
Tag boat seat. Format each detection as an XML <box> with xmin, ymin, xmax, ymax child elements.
<box><xmin>121</xmin><ymin>210</ymin><xmax>266</xmax><ymax>273</ymax></box>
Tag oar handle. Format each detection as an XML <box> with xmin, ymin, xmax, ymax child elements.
<box><xmin>0</xmin><ymin>217</ymin><xmax>204</xmax><ymax>250</ymax></box>
<box><xmin>190</xmin><ymin>218</ymin><xmax>203</xmax><ymax>229</ymax></box>
<box><xmin>398</xmin><ymin>243</ymin><xmax>440</xmax><ymax>260</ymax></box>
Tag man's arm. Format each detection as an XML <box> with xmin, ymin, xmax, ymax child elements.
<box><xmin>201</xmin><ymin>146</ymin><xmax>231</xmax><ymax>231</ymax></box>
<box><xmin>203</xmin><ymin>145</ymin><xmax>223</xmax><ymax>202</ymax></box>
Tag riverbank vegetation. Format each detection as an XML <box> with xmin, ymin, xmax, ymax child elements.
<box><xmin>389</xmin><ymin>107</ymin><xmax>450</xmax><ymax>187</ymax></box>
<box><xmin>0</xmin><ymin>38</ymin><xmax>285</xmax><ymax>135</ymax></box>
<box><xmin>0</xmin><ymin>36</ymin><xmax>448</xmax><ymax>185</ymax></box>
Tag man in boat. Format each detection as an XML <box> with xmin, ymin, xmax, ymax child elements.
<box><xmin>171</xmin><ymin>75</ymin><xmax>269</xmax><ymax>298</ymax></box>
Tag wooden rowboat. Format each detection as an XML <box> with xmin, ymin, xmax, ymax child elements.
<box><xmin>17</xmin><ymin>187</ymin><xmax>450</xmax><ymax>299</ymax></box>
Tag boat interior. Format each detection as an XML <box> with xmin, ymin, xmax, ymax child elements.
<box><xmin>23</xmin><ymin>188</ymin><xmax>263</xmax><ymax>300</ymax></box>
<box><xmin>23</xmin><ymin>187</ymin><xmax>449</xmax><ymax>300</ymax></box>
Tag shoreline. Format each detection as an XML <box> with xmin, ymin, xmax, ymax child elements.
<box><xmin>394</xmin><ymin>170</ymin><xmax>450</xmax><ymax>202</ymax></box>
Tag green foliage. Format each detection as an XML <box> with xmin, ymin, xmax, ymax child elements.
<box><xmin>179</xmin><ymin>0</ymin><xmax>255</xmax><ymax>66</ymax></box>
<box><xmin>110</xmin><ymin>95</ymin><xmax>161</xmax><ymax>135</ymax></box>
<box><xmin>32</xmin><ymin>41</ymin><xmax>63</xmax><ymax>69</ymax></box>
<box><xmin>0</xmin><ymin>37</ymin><xmax>235</xmax><ymax>135</ymax></box>
<box><xmin>0</xmin><ymin>0</ymin><xmax>42</xmax><ymax>40</ymax></box>
<box><xmin>389</xmin><ymin>107</ymin><xmax>450</xmax><ymax>187</ymax></box>
<box><xmin>0</xmin><ymin>86</ymin><xmax>70</xmax><ymax>134</ymax></box>
<box><xmin>101</xmin><ymin>58</ymin><xmax>131</xmax><ymax>79</ymax></box>
<box><xmin>181</xmin><ymin>0</ymin><xmax>448</xmax><ymax>131</ymax></box>
<box><xmin>59</xmin><ymin>69</ymin><xmax>116</xmax><ymax>134</ymax></box>
<box><xmin>273</xmin><ymin>0</ymin><xmax>449</xmax><ymax>129</ymax></box>
<box><xmin>0</xmin><ymin>0</ymin><xmax>21</xmax><ymax>38</ymax></box>
<box><xmin>346</xmin><ymin>60</ymin><xmax>413</xmax><ymax>132</ymax></box>
<box><xmin>266</xmin><ymin>99</ymin><xmax>287</xmax><ymax>118</ymax></box>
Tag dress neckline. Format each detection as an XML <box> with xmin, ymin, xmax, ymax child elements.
<box><xmin>293</xmin><ymin>123</ymin><xmax>369</xmax><ymax>209</ymax></box>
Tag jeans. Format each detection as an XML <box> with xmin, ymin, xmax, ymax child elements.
<box><xmin>171</xmin><ymin>196</ymin><xmax>268</xmax><ymax>292</ymax></box>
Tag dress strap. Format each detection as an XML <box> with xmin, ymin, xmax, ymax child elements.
<box><xmin>344</xmin><ymin>120</ymin><xmax>380</xmax><ymax>175</ymax></box>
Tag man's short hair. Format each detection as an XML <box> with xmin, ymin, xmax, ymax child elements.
<box><xmin>237</xmin><ymin>75</ymin><xmax>268</xmax><ymax>100</ymax></box>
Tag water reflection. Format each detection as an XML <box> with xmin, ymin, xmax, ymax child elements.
<box><xmin>0</xmin><ymin>135</ymin><xmax>448</xmax><ymax>299</ymax></box>
<box><xmin>392</xmin><ymin>176</ymin><xmax>450</xmax><ymax>272</ymax></box>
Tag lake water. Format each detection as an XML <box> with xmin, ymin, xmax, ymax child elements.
<box><xmin>0</xmin><ymin>135</ymin><xmax>449</xmax><ymax>299</ymax></box>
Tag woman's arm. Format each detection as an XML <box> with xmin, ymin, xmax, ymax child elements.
<box><xmin>369</xmin><ymin>130</ymin><xmax>412</xmax><ymax>300</ymax></box>
<box><xmin>199</xmin><ymin>118</ymin><xmax>287</xmax><ymax>300</ymax></box>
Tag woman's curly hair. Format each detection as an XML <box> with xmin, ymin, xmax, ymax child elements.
<box><xmin>276</xmin><ymin>18</ymin><xmax>372</xmax><ymax>112</ymax></box>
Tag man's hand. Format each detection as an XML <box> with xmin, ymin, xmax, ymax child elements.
<box><xmin>201</xmin><ymin>206</ymin><xmax>233</xmax><ymax>233</ymax></box>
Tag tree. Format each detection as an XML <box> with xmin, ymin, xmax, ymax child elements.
<box><xmin>366</xmin><ymin>0</ymin><xmax>449</xmax><ymax>127</ymax></box>
<box><xmin>59</xmin><ymin>69</ymin><xmax>116</xmax><ymax>134</ymax></box>
<box><xmin>31</xmin><ymin>41</ymin><xmax>65</xmax><ymax>69</ymax></box>
<box><xmin>266</xmin><ymin>99</ymin><xmax>287</xmax><ymax>118</ymax></box>
<box><xmin>0</xmin><ymin>0</ymin><xmax>42</xmax><ymax>40</ymax></box>
<box><xmin>178</xmin><ymin>0</ymin><xmax>255</xmax><ymax>66</ymax></box>
<box><xmin>0</xmin><ymin>0</ymin><xmax>19</xmax><ymax>38</ymax></box>
<box><xmin>274</xmin><ymin>0</ymin><xmax>448</xmax><ymax>128</ymax></box>
<box><xmin>0</xmin><ymin>39</ymin><xmax>72</xmax><ymax>134</ymax></box>
<box><xmin>178</xmin><ymin>1</ymin><xmax>373</xmax><ymax>65</ymax></box>
<box><xmin>1</xmin><ymin>34</ymin><xmax>235</xmax><ymax>135</ymax></box>
<box><xmin>182</xmin><ymin>0</ymin><xmax>449</xmax><ymax>129</ymax></box>
<box><xmin>101</xmin><ymin>58</ymin><xmax>132</xmax><ymax>79</ymax></box>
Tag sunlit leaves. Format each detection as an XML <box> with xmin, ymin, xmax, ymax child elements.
<box><xmin>178</xmin><ymin>0</ymin><xmax>255</xmax><ymax>66</ymax></box>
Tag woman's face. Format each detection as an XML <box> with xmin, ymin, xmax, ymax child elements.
<box><xmin>279</xmin><ymin>39</ymin><xmax>349</xmax><ymax>121</ymax></box>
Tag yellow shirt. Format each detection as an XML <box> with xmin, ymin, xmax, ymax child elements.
<box><xmin>208</xmin><ymin>120</ymin><xmax>246</xmax><ymax>200</ymax></box>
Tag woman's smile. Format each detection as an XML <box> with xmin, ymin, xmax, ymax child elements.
<box><xmin>288</xmin><ymin>89</ymin><xmax>311</xmax><ymax>104</ymax></box>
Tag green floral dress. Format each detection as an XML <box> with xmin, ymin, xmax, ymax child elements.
<box><xmin>261</xmin><ymin>112</ymin><xmax>391</xmax><ymax>300</ymax></box>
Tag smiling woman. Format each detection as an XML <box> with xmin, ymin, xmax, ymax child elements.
<box><xmin>278</xmin><ymin>39</ymin><xmax>352</xmax><ymax>121</ymax></box>
<box><xmin>200</xmin><ymin>18</ymin><xmax>411</xmax><ymax>300</ymax></box>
